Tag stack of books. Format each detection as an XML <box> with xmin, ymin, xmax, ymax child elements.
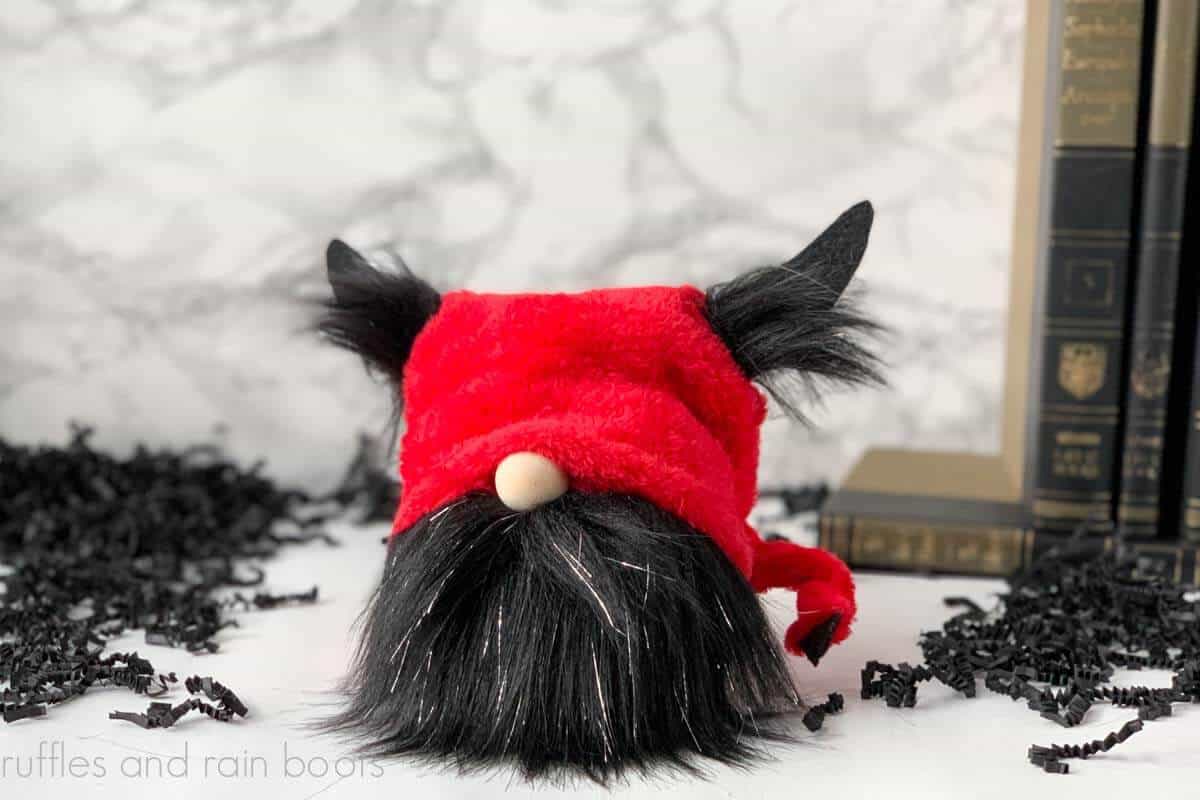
<box><xmin>820</xmin><ymin>0</ymin><xmax>1200</xmax><ymax>580</ymax></box>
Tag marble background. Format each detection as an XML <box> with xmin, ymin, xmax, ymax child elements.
<box><xmin>0</xmin><ymin>0</ymin><xmax>1026</xmax><ymax>491</ymax></box>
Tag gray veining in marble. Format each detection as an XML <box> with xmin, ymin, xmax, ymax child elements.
<box><xmin>0</xmin><ymin>0</ymin><xmax>1026</xmax><ymax>491</ymax></box>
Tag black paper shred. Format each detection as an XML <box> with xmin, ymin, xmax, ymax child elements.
<box><xmin>859</xmin><ymin>518</ymin><xmax>1200</xmax><ymax>773</ymax></box>
<box><xmin>1027</xmin><ymin>719</ymin><xmax>1145</xmax><ymax>774</ymax></box>
<box><xmin>801</xmin><ymin>691</ymin><xmax>845</xmax><ymax>732</ymax></box>
<box><xmin>109</xmin><ymin>675</ymin><xmax>250</xmax><ymax>729</ymax></box>
<box><xmin>0</xmin><ymin>425</ymin><xmax>396</xmax><ymax>728</ymax></box>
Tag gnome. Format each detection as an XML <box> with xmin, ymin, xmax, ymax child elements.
<box><xmin>320</xmin><ymin>202</ymin><xmax>881</xmax><ymax>781</ymax></box>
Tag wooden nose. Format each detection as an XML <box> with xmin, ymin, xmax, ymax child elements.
<box><xmin>494</xmin><ymin>452</ymin><xmax>569</xmax><ymax>511</ymax></box>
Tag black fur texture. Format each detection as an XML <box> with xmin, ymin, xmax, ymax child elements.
<box><xmin>705</xmin><ymin>201</ymin><xmax>883</xmax><ymax>420</ymax></box>
<box><xmin>319</xmin><ymin>240</ymin><xmax>441</xmax><ymax>399</ymax></box>
<box><xmin>323</xmin><ymin>492</ymin><xmax>801</xmax><ymax>782</ymax></box>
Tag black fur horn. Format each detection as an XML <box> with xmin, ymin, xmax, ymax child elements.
<box><xmin>704</xmin><ymin>201</ymin><xmax>883</xmax><ymax>420</ymax></box>
<box><xmin>781</xmin><ymin>200</ymin><xmax>874</xmax><ymax>296</ymax></box>
<box><xmin>319</xmin><ymin>240</ymin><xmax>441</xmax><ymax>396</ymax></box>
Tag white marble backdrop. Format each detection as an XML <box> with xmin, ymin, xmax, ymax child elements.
<box><xmin>0</xmin><ymin>0</ymin><xmax>1025</xmax><ymax>491</ymax></box>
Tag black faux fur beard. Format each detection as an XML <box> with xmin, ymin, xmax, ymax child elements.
<box><xmin>324</xmin><ymin>492</ymin><xmax>801</xmax><ymax>782</ymax></box>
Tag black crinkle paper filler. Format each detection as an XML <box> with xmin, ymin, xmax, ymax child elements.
<box><xmin>0</xmin><ymin>425</ymin><xmax>396</xmax><ymax>728</ymax></box>
<box><xmin>856</xmin><ymin>518</ymin><xmax>1200</xmax><ymax>774</ymax></box>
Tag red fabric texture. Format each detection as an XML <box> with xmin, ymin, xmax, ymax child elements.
<box><xmin>393</xmin><ymin>285</ymin><xmax>855</xmax><ymax>655</ymax></box>
<box><xmin>751</xmin><ymin>538</ymin><xmax>856</xmax><ymax>651</ymax></box>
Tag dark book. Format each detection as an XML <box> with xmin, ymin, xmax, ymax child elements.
<box><xmin>1117</xmin><ymin>0</ymin><xmax>1200</xmax><ymax>537</ymax></box>
<box><xmin>1031</xmin><ymin>0</ymin><xmax>1148</xmax><ymax>533</ymax></box>
<box><xmin>1173</xmin><ymin>71</ymin><xmax>1200</xmax><ymax>543</ymax></box>
<box><xmin>819</xmin><ymin>488</ymin><xmax>1200</xmax><ymax>581</ymax></box>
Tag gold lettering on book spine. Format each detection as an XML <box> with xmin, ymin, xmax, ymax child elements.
<box><xmin>847</xmin><ymin>519</ymin><xmax>1027</xmax><ymax>576</ymax></box>
<box><xmin>1058</xmin><ymin>0</ymin><xmax>1143</xmax><ymax>147</ymax></box>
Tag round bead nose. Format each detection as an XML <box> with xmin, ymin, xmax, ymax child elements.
<box><xmin>494</xmin><ymin>452</ymin><xmax>569</xmax><ymax>511</ymax></box>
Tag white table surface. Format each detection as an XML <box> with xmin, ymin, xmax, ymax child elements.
<box><xmin>6</xmin><ymin>516</ymin><xmax>1199</xmax><ymax>800</ymax></box>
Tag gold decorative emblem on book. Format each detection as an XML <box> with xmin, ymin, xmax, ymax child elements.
<box><xmin>1130</xmin><ymin>347</ymin><xmax>1170</xmax><ymax>398</ymax></box>
<box><xmin>1058</xmin><ymin>342</ymin><xmax>1107</xmax><ymax>399</ymax></box>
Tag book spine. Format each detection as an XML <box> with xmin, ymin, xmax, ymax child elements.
<box><xmin>1033</xmin><ymin>0</ymin><xmax>1147</xmax><ymax>533</ymax></box>
<box><xmin>1179</xmin><ymin>127</ymin><xmax>1200</xmax><ymax>544</ymax></box>
<box><xmin>818</xmin><ymin>510</ymin><xmax>1200</xmax><ymax>582</ymax></box>
<box><xmin>1118</xmin><ymin>0</ymin><xmax>1200</xmax><ymax>538</ymax></box>
<box><xmin>1181</xmin><ymin>349</ymin><xmax>1200</xmax><ymax>541</ymax></box>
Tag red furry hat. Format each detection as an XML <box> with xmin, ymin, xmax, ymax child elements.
<box><xmin>395</xmin><ymin>284</ymin><xmax>856</xmax><ymax>655</ymax></box>
<box><xmin>320</xmin><ymin>201</ymin><xmax>880</xmax><ymax>780</ymax></box>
